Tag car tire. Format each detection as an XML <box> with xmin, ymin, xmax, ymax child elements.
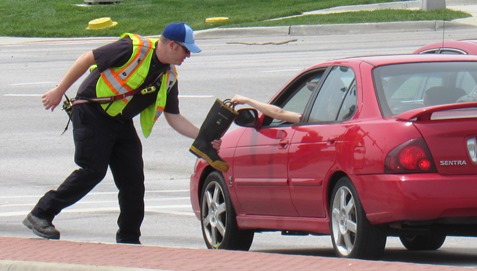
<box><xmin>200</xmin><ymin>171</ymin><xmax>254</xmax><ymax>250</ymax></box>
<box><xmin>399</xmin><ymin>234</ymin><xmax>446</xmax><ymax>251</ymax></box>
<box><xmin>330</xmin><ymin>176</ymin><xmax>387</xmax><ymax>259</ymax></box>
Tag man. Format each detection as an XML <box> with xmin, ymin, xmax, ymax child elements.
<box><xmin>23</xmin><ymin>22</ymin><xmax>219</xmax><ymax>244</ymax></box>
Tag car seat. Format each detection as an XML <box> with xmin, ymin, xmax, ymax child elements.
<box><xmin>423</xmin><ymin>86</ymin><xmax>466</xmax><ymax>106</ymax></box>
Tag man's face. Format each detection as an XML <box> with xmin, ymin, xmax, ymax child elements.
<box><xmin>170</xmin><ymin>41</ymin><xmax>190</xmax><ymax>65</ymax></box>
<box><xmin>155</xmin><ymin>39</ymin><xmax>192</xmax><ymax>65</ymax></box>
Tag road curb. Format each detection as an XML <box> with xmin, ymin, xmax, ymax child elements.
<box><xmin>1</xmin><ymin>20</ymin><xmax>473</xmax><ymax>45</ymax></box>
<box><xmin>195</xmin><ymin>20</ymin><xmax>474</xmax><ymax>38</ymax></box>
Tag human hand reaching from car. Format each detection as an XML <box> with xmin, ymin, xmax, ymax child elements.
<box><xmin>230</xmin><ymin>94</ymin><xmax>249</xmax><ymax>105</ymax></box>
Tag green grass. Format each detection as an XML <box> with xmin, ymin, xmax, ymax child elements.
<box><xmin>0</xmin><ymin>0</ymin><xmax>469</xmax><ymax>37</ymax></box>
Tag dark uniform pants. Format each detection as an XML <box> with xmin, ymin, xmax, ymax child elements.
<box><xmin>32</xmin><ymin>103</ymin><xmax>145</xmax><ymax>243</ymax></box>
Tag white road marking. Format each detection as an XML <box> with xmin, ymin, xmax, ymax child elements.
<box><xmin>261</xmin><ymin>68</ymin><xmax>301</xmax><ymax>73</ymax></box>
<box><xmin>178</xmin><ymin>95</ymin><xmax>214</xmax><ymax>98</ymax></box>
<box><xmin>0</xmin><ymin>197</ymin><xmax>190</xmax><ymax>207</ymax></box>
<box><xmin>0</xmin><ymin>205</ymin><xmax>194</xmax><ymax>217</ymax></box>
<box><xmin>8</xmin><ymin>82</ymin><xmax>56</xmax><ymax>86</ymax></box>
<box><xmin>0</xmin><ymin>190</ymin><xmax>193</xmax><ymax>217</ymax></box>
<box><xmin>0</xmin><ymin>190</ymin><xmax>189</xmax><ymax>199</ymax></box>
<box><xmin>4</xmin><ymin>94</ymin><xmax>42</xmax><ymax>97</ymax></box>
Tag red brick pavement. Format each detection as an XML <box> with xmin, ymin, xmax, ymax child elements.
<box><xmin>0</xmin><ymin>236</ymin><xmax>472</xmax><ymax>271</ymax></box>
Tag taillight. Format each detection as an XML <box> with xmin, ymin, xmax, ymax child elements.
<box><xmin>385</xmin><ymin>138</ymin><xmax>436</xmax><ymax>173</ymax></box>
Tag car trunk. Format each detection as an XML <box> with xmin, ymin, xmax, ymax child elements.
<box><xmin>395</xmin><ymin>103</ymin><xmax>477</xmax><ymax>175</ymax></box>
<box><xmin>413</xmin><ymin>115</ymin><xmax>477</xmax><ymax>175</ymax></box>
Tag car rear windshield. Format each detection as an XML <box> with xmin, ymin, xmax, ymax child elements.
<box><xmin>373</xmin><ymin>62</ymin><xmax>477</xmax><ymax>117</ymax></box>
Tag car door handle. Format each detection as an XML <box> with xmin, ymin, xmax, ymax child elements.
<box><xmin>278</xmin><ymin>139</ymin><xmax>290</xmax><ymax>148</ymax></box>
<box><xmin>327</xmin><ymin>137</ymin><xmax>339</xmax><ymax>145</ymax></box>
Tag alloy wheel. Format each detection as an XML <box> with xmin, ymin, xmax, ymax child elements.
<box><xmin>201</xmin><ymin>180</ymin><xmax>227</xmax><ymax>248</ymax></box>
<box><xmin>331</xmin><ymin>185</ymin><xmax>357</xmax><ymax>256</ymax></box>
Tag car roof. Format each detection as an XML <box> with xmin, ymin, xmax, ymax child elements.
<box><xmin>305</xmin><ymin>54</ymin><xmax>477</xmax><ymax>70</ymax></box>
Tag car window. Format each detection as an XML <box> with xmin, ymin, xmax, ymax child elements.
<box><xmin>265</xmin><ymin>70</ymin><xmax>324</xmax><ymax>127</ymax></box>
<box><xmin>308</xmin><ymin>66</ymin><xmax>357</xmax><ymax>123</ymax></box>
<box><xmin>337</xmin><ymin>80</ymin><xmax>357</xmax><ymax>121</ymax></box>
<box><xmin>419</xmin><ymin>48</ymin><xmax>468</xmax><ymax>55</ymax></box>
<box><xmin>374</xmin><ymin>62</ymin><xmax>477</xmax><ymax>117</ymax></box>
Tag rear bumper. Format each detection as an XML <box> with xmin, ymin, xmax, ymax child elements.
<box><xmin>354</xmin><ymin>174</ymin><xmax>477</xmax><ymax>225</ymax></box>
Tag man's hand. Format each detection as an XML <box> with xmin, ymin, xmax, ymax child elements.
<box><xmin>42</xmin><ymin>87</ymin><xmax>64</xmax><ymax>111</ymax></box>
<box><xmin>211</xmin><ymin>139</ymin><xmax>222</xmax><ymax>151</ymax></box>
<box><xmin>41</xmin><ymin>51</ymin><xmax>96</xmax><ymax>112</ymax></box>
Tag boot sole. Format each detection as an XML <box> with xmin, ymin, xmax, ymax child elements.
<box><xmin>23</xmin><ymin>217</ymin><xmax>60</xmax><ymax>240</ymax></box>
<box><xmin>189</xmin><ymin>146</ymin><xmax>229</xmax><ymax>172</ymax></box>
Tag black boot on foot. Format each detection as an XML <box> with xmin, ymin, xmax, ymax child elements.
<box><xmin>23</xmin><ymin>213</ymin><xmax>60</xmax><ymax>240</ymax></box>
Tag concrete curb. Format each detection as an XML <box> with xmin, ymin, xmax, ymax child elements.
<box><xmin>1</xmin><ymin>20</ymin><xmax>473</xmax><ymax>45</ymax></box>
<box><xmin>195</xmin><ymin>0</ymin><xmax>477</xmax><ymax>38</ymax></box>
<box><xmin>196</xmin><ymin>20</ymin><xmax>474</xmax><ymax>39</ymax></box>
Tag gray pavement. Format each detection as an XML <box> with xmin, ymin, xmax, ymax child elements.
<box><xmin>1</xmin><ymin>1</ymin><xmax>477</xmax><ymax>270</ymax></box>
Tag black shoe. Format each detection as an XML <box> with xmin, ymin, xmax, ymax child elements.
<box><xmin>23</xmin><ymin>213</ymin><xmax>60</xmax><ymax>240</ymax></box>
<box><xmin>116</xmin><ymin>230</ymin><xmax>141</xmax><ymax>244</ymax></box>
<box><xmin>117</xmin><ymin>240</ymin><xmax>142</xmax><ymax>245</ymax></box>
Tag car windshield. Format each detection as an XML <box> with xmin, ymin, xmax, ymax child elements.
<box><xmin>373</xmin><ymin>62</ymin><xmax>477</xmax><ymax>117</ymax></box>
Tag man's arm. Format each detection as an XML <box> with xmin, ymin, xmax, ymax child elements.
<box><xmin>164</xmin><ymin>112</ymin><xmax>222</xmax><ymax>150</ymax></box>
<box><xmin>164</xmin><ymin>112</ymin><xmax>200</xmax><ymax>139</ymax></box>
<box><xmin>42</xmin><ymin>51</ymin><xmax>96</xmax><ymax>111</ymax></box>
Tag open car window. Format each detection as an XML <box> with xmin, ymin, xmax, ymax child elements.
<box><xmin>264</xmin><ymin>69</ymin><xmax>325</xmax><ymax>127</ymax></box>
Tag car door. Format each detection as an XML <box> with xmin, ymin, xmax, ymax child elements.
<box><xmin>288</xmin><ymin>65</ymin><xmax>357</xmax><ymax>217</ymax></box>
<box><xmin>232</xmin><ymin>70</ymin><xmax>324</xmax><ymax>216</ymax></box>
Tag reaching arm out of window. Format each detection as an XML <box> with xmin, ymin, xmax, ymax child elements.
<box><xmin>231</xmin><ymin>95</ymin><xmax>301</xmax><ymax>123</ymax></box>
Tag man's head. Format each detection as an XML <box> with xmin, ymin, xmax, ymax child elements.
<box><xmin>162</xmin><ymin>22</ymin><xmax>201</xmax><ymax>54</ymax></box>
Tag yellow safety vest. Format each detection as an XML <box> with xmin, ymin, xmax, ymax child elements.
<box><xmin>95</xmin><ymin>33</ymin><xmax>177</xmax><ymax>138</ymax></box>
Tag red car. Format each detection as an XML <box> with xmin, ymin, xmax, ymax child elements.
<box><xmin>190</xmin><ymin>54</ymin><xmax>477</xmax><ymax>259</ymax></box>
<box><xmin>414</xmin><ymin>39</ymin><xmax>477</xmax><ymax>55</ymax></box>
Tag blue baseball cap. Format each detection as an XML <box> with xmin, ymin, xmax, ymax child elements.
<box><xmin>162</xmin><ymin>22</ymin><xmax>201</xmax><ymax>53</ymax></box>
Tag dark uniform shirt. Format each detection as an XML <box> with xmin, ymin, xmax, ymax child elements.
<box><xmin>76</xmin><ymin>36</ymin><xmax>180</xmax><ymax>120</ymax></box>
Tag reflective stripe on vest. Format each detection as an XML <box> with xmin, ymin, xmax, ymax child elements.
<box><xmin>94</xmin><ymin>33</ymin><xmax>178</xmax><ymax>137</ymax></box>
<box><xmin>140</xmin><ymin>65</ymin><xmax>177</xmax><ymax>138</ymax></box>
<box><xmin>96</xmin><ymin>33</ymin><xmax>156</xmax><ymax>116</ymax></box>
<box><xmin>100</xmin><ymin>33</ymin><xmax>153</xmax><ymax>98</ymax></box>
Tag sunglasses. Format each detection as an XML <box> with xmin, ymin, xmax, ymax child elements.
<box><xmin>174</xmin><ymin>41</ymin><xmax>190</xmax><ymax>54</ymax></box>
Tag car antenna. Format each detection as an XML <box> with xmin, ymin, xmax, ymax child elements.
<box><xmin>441</xmin><ymin>7</ymin><xmax>446</xmax><ymax>47</ymax></box>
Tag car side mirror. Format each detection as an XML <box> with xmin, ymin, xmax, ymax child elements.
<box><xmin>234</xmin><ymin>108</ymin><xmax>258</xmax><ymax>127</ymax></box>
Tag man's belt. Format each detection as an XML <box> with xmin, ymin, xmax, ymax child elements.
<box><xmin>71</xmin><ymin>85</ymin><xmax>157</xmax><ymax>105</ymax></box>
<box><xmin>60</xmin><ymin>85</ymin><xmax>157</xmax><ymax>135</ymax></box>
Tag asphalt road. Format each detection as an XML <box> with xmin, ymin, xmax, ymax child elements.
<box><xmin>1</xmin><ymin>26</ymin><xmax>477</xmax><ymax>268</ymax></box>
